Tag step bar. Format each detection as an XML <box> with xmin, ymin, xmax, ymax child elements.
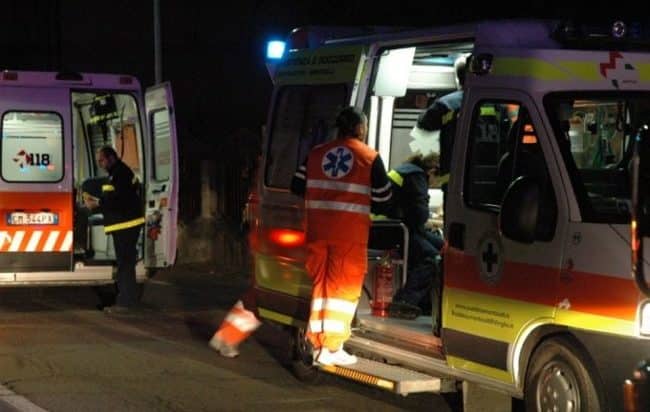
<box><xmin>317</xmin><ymin>357</ymin><xmax>442</xmax><ymax>395</ymax></box>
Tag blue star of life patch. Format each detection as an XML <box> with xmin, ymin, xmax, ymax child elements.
<box><xmin>321</xmin><ymin>146</ymin><xmax>354</xmax><ymax>179</ymax></box>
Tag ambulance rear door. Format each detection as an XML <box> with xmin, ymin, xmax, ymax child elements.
<box><xmin>144</xmin><ymin>82</ymin><xmax>179</xmax><ymax>268</ymax></box>
<box><xmin>0</xmin><ymin>86</ymin><xmax>73</xmax><ymax>273</ymax></box>
<box><xmin>255</xmin><ymin>44</ymin><xmax>366</xmax><ymax>322</ymax></box>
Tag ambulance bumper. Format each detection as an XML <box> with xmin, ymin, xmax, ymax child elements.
<box><xmin>572</xmin><ymin>329</ymin><xmax>650</xmax><ymax>411</ymax></box>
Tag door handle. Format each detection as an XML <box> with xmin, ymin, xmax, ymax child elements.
<box><xmin>448</xmin><ymin>222</ymin><xmax>465</xmax><ymax>250</ymax></box>
<box><xmin>152</xmin><ymin>184</ymin><xmax>167</xmax><ymax>194</ymax></box>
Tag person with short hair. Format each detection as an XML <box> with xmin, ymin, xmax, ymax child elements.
<box><xmin>386</xmin><ymin>152</ymin><xmax>443</xmax><ymax>327</ymax></box>
<box><xmin>290</xmin><ymin>106</ymin><xmax>392</xmax><ymax>366</ymax></box>
<box><xmin>85</xmin><ymin>145</ymin><xmax>144</xmax><ymax>313</ymax></box>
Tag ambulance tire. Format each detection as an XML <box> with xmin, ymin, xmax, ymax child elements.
<box><xmin>524</xmin><ymin>336</ymin><xmax>603</xmax><ymax>412</ymax></box>
<box><xmin>290</xmin><ymin>326</ymin><xmax>321</xmax><ymax>384</ymax></box>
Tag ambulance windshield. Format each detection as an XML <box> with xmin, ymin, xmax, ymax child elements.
<box><xmin>546</xmin><ymin>93</ymin><xmax>650</xmax><ymax>224</ymax></box>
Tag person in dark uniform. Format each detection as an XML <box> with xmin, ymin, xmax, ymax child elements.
<box><xmin>386</xmin><ymin>152</ymin><xmax>443</xmax><ymax>326</ymax></box>
<box><xmin>413</xmin><ymin>55</ymin><xmax>467</xmax><ymax>217</ymax></box>
<box><xmin>84</xmin><ymin>146</ymin><xmax>144</xmax><ymax>313</ymax></box>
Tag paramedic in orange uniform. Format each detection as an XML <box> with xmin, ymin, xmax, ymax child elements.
<box><xmin>290</xmin><ymin>106</ymin><xmax>392</xmax><ymax>366</ymax></box>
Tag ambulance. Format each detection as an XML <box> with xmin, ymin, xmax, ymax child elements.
<box><xmin>253</xmin><ymin>19</ymin><xmax>650</xmax><ymax>411</ymax></box>
<box><xmin>0</xmin><ymin>71</ymin><xmax>178</xmax><ymax>298</ymax></box>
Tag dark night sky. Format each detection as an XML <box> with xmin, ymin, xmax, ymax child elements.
<box><xmin>0</xmin><ymin>1</ymin><xmax>642</xmax><ymax>152</ymax></box>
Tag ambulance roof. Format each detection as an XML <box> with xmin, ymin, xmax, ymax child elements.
<box><xmin>0</xmin><ymin>71</ymin><xmax>141</xmax><ymax>90</ymax></box>
<box><xmin>303</xmin><ymin>19</ymin><xmax>650</xmax><ymax>53</ymax></box>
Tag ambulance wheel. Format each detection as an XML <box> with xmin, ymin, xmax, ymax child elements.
<box><xmin>524</xmin><ymin>336</ymin><xmax>603</xmax><ymax>412</ymax></box>
<box><xmin>290</xmin><ymin>326</ymin><xmax>321</xmax><ymax>384</ymax></box>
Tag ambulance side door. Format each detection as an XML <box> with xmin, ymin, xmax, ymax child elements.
<box><xmin>255</xmin><ymin>45</ymin><xmax>366</xmax><ymax>316</ymax></box>
<box><xmin>144</xmin><ymin>82</ymin><xmax>179</xmax><ymax>268</ymax></box>
<box><xmin>443</xmin><ymin>89</ymin><xmax>568</xmax><ymax>383</ymax></box>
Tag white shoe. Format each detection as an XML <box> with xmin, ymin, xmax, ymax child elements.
<box><xmin>208</xmin><ymin>336</ymin><xmax>239</xmax><ymax>358</ymax></box>
<box><xmin>315</xmin><ymin>347</ymin><xmax>357</xmax><ymax>366</ymax></box>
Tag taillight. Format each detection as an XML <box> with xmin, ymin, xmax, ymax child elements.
<box><xmin>268</xmin><ymin>228</ymin><xmax>305</xmax><ymax>248</ymax></box>
<box><xmin>1</xmin><ymin>71</ymin><xmax>18</xmax><ymax>81</ymax></box>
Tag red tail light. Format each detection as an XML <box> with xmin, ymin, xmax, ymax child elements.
<box><xmin>268</xmin><ymin>228</ymin><xmax>305</xmax><ymax>247</ymax></box>
<box><xmin>1</xmin><ymin>71</ymin><xmax>18</xmax><ymax>81</ymax></box>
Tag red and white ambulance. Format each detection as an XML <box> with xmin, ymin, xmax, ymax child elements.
<box><xmin>0</xmin><ymin>71</ymin><xmax>178</xmax><ymax>295</ymax></box>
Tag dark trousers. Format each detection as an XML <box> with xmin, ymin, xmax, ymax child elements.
<box><xmin>112</xmin><ymin>225</ymin><xmax>141</xmax><ymax>307</ymax></box>
<box><xmin>394</xmin><ymin>229</ymin><xmax>443</xmax><ymax>310</ymax></box>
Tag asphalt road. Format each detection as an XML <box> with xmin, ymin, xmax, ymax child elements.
<box><xmin>0</xmin><ymin>264</ymin><xmax>458</xmax><ymax>412</ymax></box>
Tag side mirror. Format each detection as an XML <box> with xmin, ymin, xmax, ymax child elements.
<box><xmin>499</xmin><ymin>176</ymin><xmax>540</xmax><ymax>244</ymax></box>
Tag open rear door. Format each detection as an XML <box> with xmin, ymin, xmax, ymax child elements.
<box><xmin>144</xmin><ymin>82</ymin><xmax>178</xmax><ymax>268</ymax></box>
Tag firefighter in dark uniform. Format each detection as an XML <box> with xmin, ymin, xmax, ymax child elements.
<box><xmin>85</xmin><ymin>146</ymin><xmax>144</xmax><ymax>313</ymax></box>
<box><xmin>414</xmin><ymin>55</ymin><xmax>466</xmax><ymax>217</ymax></box>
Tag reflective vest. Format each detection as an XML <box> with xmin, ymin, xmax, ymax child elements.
<box><xmin>305</xmin><ymin>137</ymin><xmax>377</xmax><ymax>244</ymax></box>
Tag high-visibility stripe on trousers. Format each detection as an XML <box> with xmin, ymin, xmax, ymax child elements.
<box><xmin>305</xmin><ymin>240</ymin><xmax>367</xmax><ymax>351</ymax></box>
<box><xmin>214</xmin><ymin>300</ymin><xmax>262</xmax><ymax>347</ymax></box>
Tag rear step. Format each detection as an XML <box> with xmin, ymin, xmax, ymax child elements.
<box><xmin>317</xmin><ymin>357</ymin><xmax>441</xmax><ymax>395</ymax></box>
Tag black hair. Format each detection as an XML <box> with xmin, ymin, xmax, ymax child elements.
<box><xmin>336</xmin><ymin>106</ymin><xmax>366</xmax><ymax>138</ymax></box>
<box><xmin>98</xmin><ymin>145</ymin><xmax>118</xmax><ymax>159</ymax></box>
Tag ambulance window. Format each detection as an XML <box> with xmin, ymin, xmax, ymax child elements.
<box><xmin>266</xmin><ymin>84</ymin><xmax>347</xmax><ymax>188</ymax></box>
<box><xmin>546</xmin><ymin>94</ymin><xmax>650</xmax><ymax>224</ymax></box>
<box><xmin>151</xmin><ymin>109</ymin><xmax>171</xmax><ymax>181</ymax></box>
<box><xmin>465</xmin><ymin>101</ymin><xmax>521</xmax><ymax>209</ymax></box>
<box><xmin>1</xmin><ymin>111</ymin><xmax>63</xmax><ymax>182</ymax></box>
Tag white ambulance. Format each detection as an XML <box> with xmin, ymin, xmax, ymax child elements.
<box><xmin>252</xmin><ymin>19</ymin><xmax>650</xmax><ymax>411</ymax></box>
<box><xmin>0</xmin><ymin>71</ymin><xmax>178</xmax><ymax>298</ymax></box>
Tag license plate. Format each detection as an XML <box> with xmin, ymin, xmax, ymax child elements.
<box><xmin>7</xmin><ymin>212</ymin><xmax>58</xmax><ymax>225</ymax></box>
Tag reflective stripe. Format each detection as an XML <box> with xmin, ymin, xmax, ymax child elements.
<box><xmin>311</xmin><ymin>298</ymin><xmax>357</xmax><ymax>315</ymax></box>
<box><xmin>323</xmin><ymin>319</ymin><xmax>346</xmax><ymax>333</ymax></box>
<box><xmin>102</xmin><ymin>184</ymin><xmax>115</xmax><ymax>192</ymax></box>
<box><xmin>372</xmin><ymin>191</ymin><xmax>392</xmax><ymax>202</ymax></box>
<box><xmin>104</xmin><ymin>217</ymin><xmax>145</xmax><ymax>233</ymax></box>
<box><xmin>373</xmin><ymin>181</ymin><xmax>392</xmax><ymax>193</ymax></box>
<box><xmin>311</xmin><ymin>298</ymin><xmax>325</xmax><ymax>312</ymax></box>
<box><xmin>480</xmin><ymin>106</ymin><xmax>496</xmax><ymax>116</ymax></box>
<box><xmin>0</xmin><ymin>230</ymin><xmax>73</xmax><ymax>252</ymax></box>
<box><xmin>59</xmin><ymin>230</ymin><xmax>73</xmax><ymax>252</ymax></box>
<box><xmin>306</xmin><ymin>200</ymin><xmax>370</xmax><ymax>215</ymax></box>
<box><xmin>309</xmin><ymin>319</ymin><xmax>346</xmax><ymax>333</ymax></box>
<box><xmin>307</xmin><ymin>179</ymin><xmax>370</xmax><ymax>195</ymax></box>
<box><xmin>8</xmin><ymin>231</ymin><xmax>25</xmax><ymax>252</ymax></box>
<box><xmin>294</xmin><ymin>171</ymin><xmax>306</xmax><ymax>180</ymax></box>
<box><xmin>492</xmin><ymin>57</ymin><xmax>570</xmax><ymax>80</ymax></box>
<box><xmin>387</xmin><ymin>170</ymin><xmax>403</xmax><ymax>187</ymax></box>
<box><xmin>309</xmin><ymin>320</ymin><xmax>323</xmax><ymax>333</ymax></box>
<box><xmin>442</xmin><ymin>110</ymin><xmax>455</xmax><ymax>125</ymax></box>
<box><xmin>324</xmin><ymin>298</ymin><xmax>357</xmax><ymax>315</ymax></box>
<box><xmin>25</xmin><ymin>231</ymin><xmax>42</xmax><ymax>252</ymax></box>
<box><xmin>224</xmin><ymin>311</ymin><xmax>261</xmax><ymax>333</ymax></box>
<box><xmin>43</xmin><ymin>231</ymin><xmax>60</xmax><ymax>252</ymax></box>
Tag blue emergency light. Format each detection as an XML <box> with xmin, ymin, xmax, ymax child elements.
<box><xmin>266</xmin><ymin>40</ymin><xmax>286</xmax><ymax>60</ymax></box>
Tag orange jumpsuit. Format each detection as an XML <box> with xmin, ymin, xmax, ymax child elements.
<box><xmin>297</xmin><ymin>137</ymin><xmax>391</xmax><ymax>351</ymax></box>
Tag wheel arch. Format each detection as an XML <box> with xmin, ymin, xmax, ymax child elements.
<box><xmin>515</xmin><ymin>326</ymin><xmax>607</xmax><ymax>406</ymax></box>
